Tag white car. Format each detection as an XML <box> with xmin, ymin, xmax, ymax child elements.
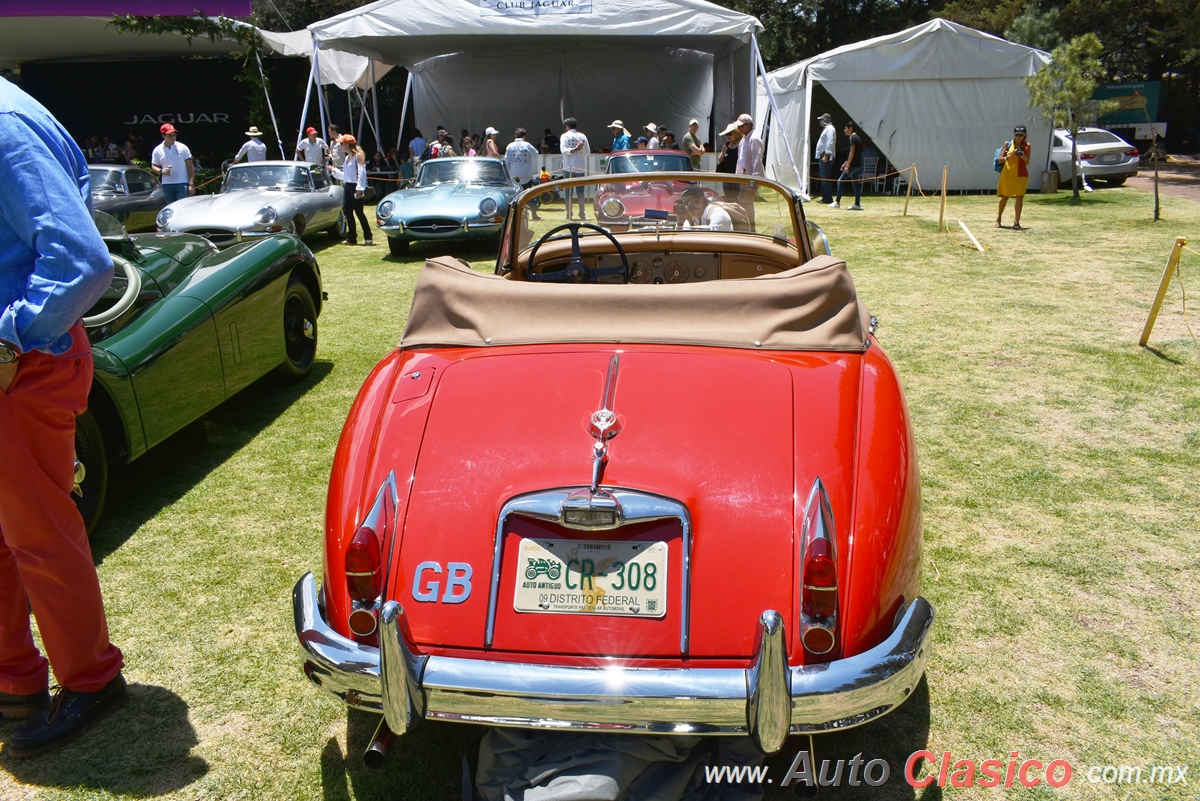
<box><xmin>1049</xmin><ymin>128</ymin><xmax>1139</xmax><ymax>187</ymax></box>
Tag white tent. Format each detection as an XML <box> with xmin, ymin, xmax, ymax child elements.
<box><xmin>255</xmin><ymin>28</ymin><xmax>393</xmax><ymax>92</ymax></box>
<box><xmin>308</xmin><ymin>0</ymin><xmax>764</xmax><ymax>151</ymax></box>
<box><xmin>758</xmin><ymin>19</ymin><xmax>1052</xmax><ymax>193</ymax></box>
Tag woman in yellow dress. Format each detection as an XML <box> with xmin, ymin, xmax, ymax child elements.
<box><xmin>996</xmin><ymin>125</ymin><xmax>1031</xmax><ymax>230</ymax></box>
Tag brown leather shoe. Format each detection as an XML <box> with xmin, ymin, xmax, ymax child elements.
<box><xmin>0</xmin><ymin>689</ymin><xmax>50</xmax><ymax>720</ymax></box>
<box><xmin>7</xmin><ymin>675</ymin><xmax>126</xmax><ymax>758</ymax></box>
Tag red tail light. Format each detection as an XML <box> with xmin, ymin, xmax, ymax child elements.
<box><xmin>1124</xmin><ymin>149</ymin><xmax>1140</xmax><ymax>157</ymax></box>
<box><xmin>1079</xmin><ymin>152</ymin><xmax>1096</xmax><ymax>161</ymax></box>
<box><xmin>346</xmin><ymin>525</ymin><xmax>382</xmax><ymax>602</ymax></box>
<box><xmin>803</xmin><ymin>537</ymin><xmax>838</xmax><ymax>617</ymax></box>
<box><xmin>800</xmin><ymin>478</ymin><xmax>838</xmax><ymax>658</ymax></box>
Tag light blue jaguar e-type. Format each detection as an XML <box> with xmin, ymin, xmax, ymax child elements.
<box><xmin>375</xmin><ymin>157</ymin><xmax>517</xmax><ymax>257</ymax></box>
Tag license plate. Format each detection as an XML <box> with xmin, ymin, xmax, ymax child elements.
<box><xmin>1098</xmin><ymin>153</ymin><xmax>1119</xmax><ymax>163</ymax></box>
<box><xmin>513</xmin><ymin>538</ymin><xmax>667</xmax><ymax>618</ymax></box>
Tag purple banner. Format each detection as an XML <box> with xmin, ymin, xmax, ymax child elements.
<box><xmin>0</xmin><ymin>1</ymin><xmax>252</xmax><ymax>16</ymax></box>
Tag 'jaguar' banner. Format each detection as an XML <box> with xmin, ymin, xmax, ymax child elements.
<box><xmin>0</xmin><ymin>1</ymin><xmax>252</xmax><ymax>16</ymax></box>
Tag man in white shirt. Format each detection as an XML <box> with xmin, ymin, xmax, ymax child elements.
<box><xmin>643</xmin><ymin>122</ymin><xmax>660</xmax><ymax>150</ymax></box>
<box><xmin>679</xmin><ymin>187</ymin><xmax>733</xmax><ymax>231</ymax></box>
<box><xmin>734</xmin><ymin>113</ymin><xmax>765</xmax><ymax>230</ymax></box>
<box><xmin>295</xmin><ymin>127</ymin><xmax>327</xmax><ymax>165</ymax></box>
<box><xmin>150</xmin><ymin>123</ymin><xmax>194</xmax><ymax>203</ymax></box>
<box><xmin>559</xmin><ymin>117</ymin><xmax>590</xmax><ymax>221</ymax></box>
<box><xmin>813</xmin><ymin>112</ymin><xmax>837</xmax><ymax>204</ymax></box>
<box><xmin>233</xmin><ymin>126</ymin><xmax>267</xmax><ymax>163</ymax></box>
<box><xmin>504</xmin><ymin>128</ymin><xmax>543</xmax><ymax>220</ymax></box>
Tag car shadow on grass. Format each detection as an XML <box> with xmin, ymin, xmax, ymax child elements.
<box><xmin>316</xmin><ymin>678</ymin><xmax>932</xmax><ymax>801</ymax></box>
<box><xmin>0</xmin><ymin>682</ymin><xmax>207</xmax><ymax>795</ymax></box>
<box><xmin>379</xmin><ymin>238</ymin><xmax>502</xmax><ymax>268</ymax></box>
<box><xmin>320</xmin><ymin>710</ymin><xmax>482</xmax><ymax>801</ymax></box>
<box><xmin>88</xmin><ymin>361</ymin><xmax>333</xmax><ymax>565</ymax></box>
<box><xmin>763</xmin><ymin>676</ymin><xmax>933</xmax><ymax>800</ymax></box>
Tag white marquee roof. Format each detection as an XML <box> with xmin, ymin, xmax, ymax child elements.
<box><xmin>309</xmin><ymin>0</ymin><xmax>763</xmax><ymax>67</ymax></box>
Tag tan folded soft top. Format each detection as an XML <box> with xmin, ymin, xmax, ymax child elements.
<box><xmin>400</xmin><ymin>255</ymin><xmax>872</xmax><ymax>353</ymax></box>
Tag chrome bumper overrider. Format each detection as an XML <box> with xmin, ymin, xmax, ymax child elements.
<box><xmin>293</xmin><ymin>573</ymin><xmax>933</xmax><ymax>753</ymax></box>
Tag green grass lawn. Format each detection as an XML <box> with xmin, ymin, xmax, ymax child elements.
<box><xmin>1</xmin><ymin>187</ymin><xmax>1197</xmax><ymax>800</ymax></box>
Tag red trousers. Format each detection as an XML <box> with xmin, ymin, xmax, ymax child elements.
<box><xmin>0</xmin><ymin>322</ymin><xmax>123</xmax><ymax>694</ymax></box>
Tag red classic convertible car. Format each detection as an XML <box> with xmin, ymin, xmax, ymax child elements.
<box><xmin>294</xmin><ymin>173</ymin><xmax>931</xmax><ymax>764</ymax></box>
<box><xmin>594</xmin><ymin>149</ymin><xmax>721</xmax><ymax>228</ymax></box>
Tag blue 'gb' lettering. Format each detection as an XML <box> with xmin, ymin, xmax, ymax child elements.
<box><xmin>410</xmin><ymin>561</ymin><xmax>473</xmax><ymax>603</ymax></box>
<box><xmin>443</xmin><ymin>562</ymin><xmax>473</xmax><ymax>604</ymax></box>
<box><xmin>412</xmin><ymin>561</ymin><xmax>442</xmax><ymax>602</ymax></box>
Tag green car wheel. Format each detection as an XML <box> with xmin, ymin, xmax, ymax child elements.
<box><xmin>74</xmin><ymin>408</ymin><xmax>108</xmax><ymax>535</ymax></box>
<box><xmin>280</xmin><ymin>279</ymin><xmax>318</xmax><ymax>379</ymax></box>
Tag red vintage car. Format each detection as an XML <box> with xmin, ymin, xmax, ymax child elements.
<box><xmin>593</xmin><ymin>149</ymin><xmax>721</xmax><ymax>228</ymax></box>
<box><xmin>294</xmin><ymin>172</ymin><xmax>931</xmax><ymax>765</ymax></box>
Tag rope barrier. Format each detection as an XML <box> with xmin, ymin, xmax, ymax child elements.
<box><xmin>1178</xmin><ymin>245</ymin><xmax>1200</xmax><ymax>354</ymax></box>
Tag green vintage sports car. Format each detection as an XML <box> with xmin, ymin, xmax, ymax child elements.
<box><xmin>74</xmin><ymin>211</ymin><xmax>323</xmax><ymax>532</ymax></box>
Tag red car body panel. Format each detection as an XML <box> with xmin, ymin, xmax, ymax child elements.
<box><xmin>321</xmin><ymin>341</ymin><xmax>919</xmax><ymax>668</ymax></box>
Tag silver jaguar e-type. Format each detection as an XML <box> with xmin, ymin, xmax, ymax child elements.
<box><xmin>156</xmin><ymin>161</ymin><xmax>345</xmax><ymax>247</ymax></box>
<box><xmin>89</xmin><ymin>165</ymin><xmax>166</xmax><ymax>233</ymax></box>
<box><xmin>375</xmin><ymin>157</ymin><xmax>517</xmax><ymax>257</ymax></box>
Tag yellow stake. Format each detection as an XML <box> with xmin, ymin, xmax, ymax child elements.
<box><xmin>937</xmin><ymin>166</ymin><xmax>948</xmax><ymax>231</ymax></box>
<box><xmin>903</xmin><ymin>164</ymin><xmax>914</xmax><ymax>216</ymax></box>
<box><xmin>1140</xmin><ymin>236</ymin><xmax>1188</xmax><ymax>346</ymax></box>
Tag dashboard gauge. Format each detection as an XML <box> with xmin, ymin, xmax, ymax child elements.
<box><xmin>665</xmin><ymin>260</ymin><xmax>690</xmax><ymax>283</ymax></box>
<box><xmin>630</xmin><ymin>261</ymin><xmax>652</xmax><ymax>283</ymax></box>
<box><xmin>693</xmin><ymin>265</ymin><xmax>707</xmax><ymax>279</ymax></box>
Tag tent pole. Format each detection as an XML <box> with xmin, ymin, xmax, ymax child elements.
<box><xmin>749</xmin><ymin>36</ymin><xmax>757</xmax><ymax>112</ymax></box>
<box><xmin>753</xmin><ymin>34</ymin><xmax>805</xmax><ymax>196</ymax></box>
<box><xmin>313</xmin><ymin>39</ymin><xmax>328</xmax><ymax>142</ymax></box>
<box><xmin>396</xmin><ymin>71</ymin><xmax>412</xmax><ymax>156</ymax></box>
<box><xmin>297</xmin><ymin>53</ymin><xmax>316</xmax><ymax>154</ymax></box>
<box><xmin>348</xmin><ymin>89</ymin><xmax>355</xmax><ymax>139</ymax></box>
<box><xmin>370</xmin><ymin>61</ymin><xmax>384</xmax><ymax>156</ymax></box>
<box><xmin>355</xmin><ymin>88</ymin><xmax>367</xmax><ymax>143</ymax></box>
<box><xmin>356</xmin><ymin>87</ymin><xmax>382</xmax><ymax>151</ymax></box>
<box><xmin>254</xmin><ymin>49</ymin><xmax>286</xmax><ymax>160</ymax></box>
<box><xmin>800</xmin><ymin>70</ymin><xmax>814</xmax><ymax>198</ymax></box>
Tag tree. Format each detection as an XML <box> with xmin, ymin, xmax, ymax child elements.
<box><xmin>1025</xmin><ymin>33</ymin><xmax>1117</xmax><ymax>200</ymax></box>
<box><xmin>1004</xmin><ymin>1</ymin><xmax>1062</xmax><ymax>52</ymax></box>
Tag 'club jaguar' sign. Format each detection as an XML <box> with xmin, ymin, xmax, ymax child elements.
<box><xmin>480</xmin><ymin>0</ymin><xmax>592</xmax><ymax>15</ymax></box>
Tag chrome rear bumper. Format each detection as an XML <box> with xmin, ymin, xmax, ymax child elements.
<box><xmin>293</xmin><ymin>572</ymin><xmax>932</xmax><ymax>753</ymax></box>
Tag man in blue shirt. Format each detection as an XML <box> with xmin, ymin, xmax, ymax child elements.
<box><xmin>0</xmin><ymin>76</ymin><xmax>126</xmax><ymax>757</ymax></box>
<box><xmin>608</xmin><ymin>120</ymin><xmax>631</xmax><ymax>153</ymax></box>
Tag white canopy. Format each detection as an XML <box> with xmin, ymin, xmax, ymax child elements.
<box><xmin>255</xmin><ymin>28</ymin><xmax>393</xmax><ymax>91</ymax></box>
<box><xmin>0</xmin><ymin>16</ymin><xmax>238</xmax><ymax>68</ymax></box>
<box><xmin>758</xmin><ymin>19</ymin><xmax>1052</xmax><ymax>192</ymax></box>
<box><xmin>309</xmin><ymin>0</ymin><xmax>763</xmax><ymax>147</ymax></box>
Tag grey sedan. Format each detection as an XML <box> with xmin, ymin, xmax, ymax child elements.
<box><xmin>89</xmin><ymin>165</ymin><xmax>165</xmax><ymax>232</ymax></box>
<box><xmin>1049</xmin><ymin>128</ymin><xmax>1140</xmax><ymax>187</ymax></box>
<box><xmin>156</xmin><ymin>161</ymin><xmax>345</xmax><ymax>247</ymax></box>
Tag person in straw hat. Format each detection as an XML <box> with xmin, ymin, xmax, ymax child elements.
<box><xmin>233</xmin><ymin>125</ymin><xmax>268</xmax><ymax>163</ymax></box>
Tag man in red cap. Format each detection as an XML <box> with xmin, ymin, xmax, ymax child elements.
<box><xmin>295</xmin><ymin>126</ymin><xmax>327</xmax><ymax>165</ymax></box>
<box><xmin>150</xmin><ymin>123</ymin><xmax>194</xmax><ymax>203</ymax></box>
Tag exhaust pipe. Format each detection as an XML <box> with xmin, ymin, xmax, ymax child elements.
<box><xmin>363</xmin><ymin>716</ymin><xmax>394</xmax><ymax>769</ymax></box>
